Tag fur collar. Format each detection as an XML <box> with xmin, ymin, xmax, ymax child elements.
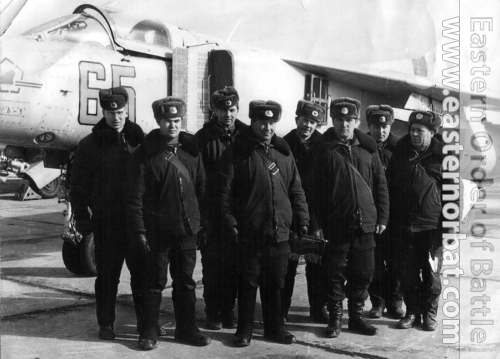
<box><xmin>396</xmin><ymin>133</ymin><xmax>444</xmax><ymax>158</ymax></box>
<box><xmin>366</xmin><ymin>132</ymin><xmax>400</xmax><ymax>148</ymax></box>
<box><xmin>93</xmin><ymin>118</ymin><xmax>143</xmax><ymax>147</ymax></box>
<box><xmin>386</xmin><ymin>132</ymin><xmax>401</xmax><ymax>147</ymax></box>
<box><xmin>202</xmin><ymin>119</ymin><xmax>247</xmax><ymax>140</ymax></box>
<box><xmin>234</xmin><ymin>126</ymin><xmax>291</xmax><ymax>157</ymax></box>
<box><xmin>320</xmin><ymin>128</ymin><xmax>378</xmax><ymax>153</ymax></box>
<box><xmin>142</xmin><ymin>129</ymin><xmax>200</xmax><ymax>157</ymax></box>
<box><xmin>283</xmin><ymin>128</ymin><xmax>322</xmax><ymax>145</ymax></box>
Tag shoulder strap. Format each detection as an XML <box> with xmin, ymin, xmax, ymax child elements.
<box><xmin>160</xmin><ymin>151</ymin><xmax>194</xmax><ymax>200</ymax></box>
<box><xmin>255</xmin><ymin>148</ymin><xmax>288</xmax><ymax>195</ymax></box>
<box><xmin>414</xmin><ymin>159</ymin><xmax>438</xmax><ymax>184</ymax></box>
<box><xmin>164</xmin><ymin>151</ymin><xmax>193</xmax><ymax>185</ymax></box>
<box><xmin>332</xmin><ymin>148</ymin><xmax>372</xmax><ymax>196</ymax></box>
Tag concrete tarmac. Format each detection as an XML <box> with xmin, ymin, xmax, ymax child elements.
<box><xmin>1</xmin><ymin>176</ymin><xmax>499</xmax><ymax>359</ymax></box>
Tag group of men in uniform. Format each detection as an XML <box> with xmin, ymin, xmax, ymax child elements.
<box><xmin>70</xmin><ymin>85</ymin><xmax>447</xmax><ymax>351</ymax></box>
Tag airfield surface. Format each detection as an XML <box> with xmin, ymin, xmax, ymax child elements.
<box><xmin>1</xmin><ymin>176</ymin><xmax>499</xmax><ymax>359</ymax></box>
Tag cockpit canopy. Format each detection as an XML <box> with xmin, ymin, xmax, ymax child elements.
<box><xmin>21</xmin><ymin>4</ymin><xmax>203</xmax><ymax>58</ymax></box>
<box><xmin>23</xmin><ymin>14</ymin><xmax>113</xmax><ymax>48</ymax></box>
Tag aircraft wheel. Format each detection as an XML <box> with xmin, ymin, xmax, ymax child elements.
<box><xmin>62</xmin><ymin>240</ymin><xmax>85</xmax><ymax>275</ymax></box>
<box><xmin>79</xmin><ymin>233</ymin><xmax>97</xmax><ymax>276</ymax></box>
<box><xmin>29</xmin><ymin>177</ymin><xmax>61</xmax><ymax>199</ymax></box>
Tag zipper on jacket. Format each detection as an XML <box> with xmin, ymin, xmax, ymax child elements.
<box><xmin>178</xmin><ymin>170</ymin><xmax>190</xmax><ymax>231</ymax></box>
<box><xmin>266</xmin><ymin>149</ymin><xmax>279</xmax><ymax>238</ymax></box>
<box><xmin>410</xmin><ymin>150</ymin><xmax>433</xmax><ymax>229</ymax></box>
<box><xmin>348</xmin><ymin>145</ymin><xmax>362</xmax><ymax>227</ymax></box>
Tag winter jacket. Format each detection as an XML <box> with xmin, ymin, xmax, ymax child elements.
<box><xmin>368</xmin><ymin>132</ymin><xmax>400</xmax><ymax>170</ymax></box>
<box><xmin>387</xmin><ymin>134</ymin><xmax>444</xmax><ymax>233</ymax></box>
<box><xmin>126</xmin><ymin>130</ymin><xmax>205</xmax><ymax>238</ymax></box>
<box><xmin>194</xmin><ymin>119</ymin><xmax>247</xmax><ymax>209</ymax></box>
<box><xmin>310</xmin><ymin>128</ymin><xmax>389</xmax><ymax>248</ymax></box>
<box><xmin>283</xmin><ymin>129</ymin><xmax>321</xmax><ymax>225</ymax></box>
<box><xmin>283</xmin><ymin>129</ymin><xmax>322</xmax><ymax>177</ymax></box>
<box><xmin>70</xmin><ymin>118</ymin><xmax>144</xmax><ymax>222</ymax></box>
<box><xmin>219</xmin><ymin>127</ymin><xmax>309</xmax><ymax>248</ymax></box>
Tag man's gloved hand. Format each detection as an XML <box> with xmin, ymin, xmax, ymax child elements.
<box><xmin>74</xmin><ymin>218</ymin><xmax>92</xmax><ymax>235</ymax></box>
<box><xmin>131</xmin><ymin>233</ymin><xmax>150</xmax><ymax>260</ymax></box>
<box><xmin>311</xmin><ymin>228</ymin><xmax>324</xmax><ymax>239</ymax></box>
<box><xmin>230</xmin><ymin>226</ymin><xmax>239</xmax><ymax>245</ymax></box>
<box><xmin>197</xmin><ymin>227</ymin><xmax>208</xmax><ymax>252</ymax></box>
<box><xmin>375</xmin><ymin>224</ymin><xmax>387</xmax><ymax>235</ymax></box>
<box><xmin>298</xmin><ymin>225</ymin><xmax>308</xmax><ymax>238</ymax></box>
<box><xmin>304</xmin><ymin>253</ymin><xmax>321</xmax><ymax>264</ymax></box>
<box><xmin>289</xmin><ymin>252</ymin><xmax>300</xmax><ymax>261</ymax></box>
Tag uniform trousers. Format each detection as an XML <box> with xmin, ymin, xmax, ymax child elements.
<box><xmin>201</xmin><ymin>232</ymin><xmax>239</xmax><ymax>320</ymax></box>
<box><xmin>368</xmin><ymin>230</ymin><xmax>402</xmax><ymax>310</ymax></box>
<box><xmin>396</xmin><ymin>229</ymin><xmax>443</xmax><ymax>318</ymax></box>
<box><xmin>323</xmin><ymin>234</ymin><xmax>375</xmax><ymax>315</ymax></box>
<box><xmin>93</xmin><ymin>220</ymin><xmax>141</xmax><ymax>327</ymax></box>
<box><xmin>139</xmin><ymin>233</ymin><xmax>198</xmax><ymax>340</ymax></box>
<box><xmin>236</xmin><ymin>248</ymin><xmax>288</xmax><ymax>338</ymax></box>
<box><xmin>282</xmin><ymin>259</ymin><xmax>327</xmax><ymax>318</ymax></box>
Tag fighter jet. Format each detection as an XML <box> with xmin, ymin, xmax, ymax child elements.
<box><xmin>1</xmin><ymin>3</ymin><xmax>499</xmax><ymax>275</ymax></box>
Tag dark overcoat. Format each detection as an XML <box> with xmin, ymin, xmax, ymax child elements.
<box><xmin>126</xmin><ymin>130</ymin><xmax>205</xmax><ymax>246</ymax></box>
<box><xmin>70</xmin><ymin>118</ymin><xmax>144</xmax><ymax>223</ymax></box>
<box><xmin>310</xmin><ymin>128</ymin><xmax>389</xmax><ymax>249</ymax></box>
<box><xmin>387</xmin><ymin>134</ymin><xmax>444</xmax><ymax>233</ymax></box>
<box><xmin>219</xmin><ymin>127</ymin><xmax>309</xmax><ymax>253</ymax></box>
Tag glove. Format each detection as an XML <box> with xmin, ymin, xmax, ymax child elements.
<box><xmin>131</xmin><ymin>233</ymin><xmax>150</xmax><ymax>261</ymax></box>
<box><xmin>311</xmin><ymin>228</ymin><xmax>324</xmax><ymax>239</ymax></box>
<box><xmin>230</xmin><ymin>226</ymin><xmax>239</xmax><ymax>245</ymax></box>
<box><xmin>197</xmin><ymin>227</ymin><xmax>208</xmax><ymax>252</ymax></box>
<box><xmin>289</xmin><ymin>252</ymin><xmax>300</xmax><ymax>261</ymax></box>
<box><xmin>75</xmin><ymin>218</ymin><xmax>92</xmax><ymax>235</ymax></box>
<box><xmin>298</xmin><ymin>225</ymin><xmax>308</xmax><ymax>238</ymax></box>
<box><xmin>304</xmin><ymin>253</ymin><xmax>321</xmax><ymax>264</ymax></box>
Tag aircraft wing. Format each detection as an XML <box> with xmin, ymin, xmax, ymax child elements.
<box><xmin>284</xmin><ymin>58</ymin><xmax>500</xmax><ymax>112</ymax></box>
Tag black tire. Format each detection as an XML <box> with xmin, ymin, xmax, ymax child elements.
<box><xmin>29</xmin><ymin>176</ymin><xmax>61</xmax><ymax>199</ymax></box>
<box><xmin>62</xmin><ymin>240</ymin><xmax>86</xmax><ymax>275</ymax></box>
<box><xmin>79</xmin><ymin>233</ymin><xmax>97</xmax><ymax>276</ymax></box>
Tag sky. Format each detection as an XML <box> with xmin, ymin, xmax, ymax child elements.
<box><xmin>5</xmin><ymin>0</ymin><xmax>452</xmax><ymax>66</ymax></box>
<box><xmin>4</xmin><ymin>0</ymin><xmax>500</xmax><ymax>82</ymax></box>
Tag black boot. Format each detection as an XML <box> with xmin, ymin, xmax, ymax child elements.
<box><xmin>262</xmin><ymin>289</ymin><xmax>296</xmax><ymax>345</ymax></box>
<box><xmin>325</xmin><ymin>301</ymin><xmax>343</xmax><ymax>338</ymax></box>
<box><xmin>133</xmin><ymin>294</ymin><xmax>143</xmax><ymax>333</ymax></box>
<box><xmin>139</xmin><ymin>292</ymin><xmax>162</xmax><ymax>340</ymax></box>
<box><xmin>368</xmin><ymin>297</ymin><xmax>385</xmax><ymax>318</ymax></box>
<box><xmin>310</xmin><ymin>305</ymin><xmax>329</xmax><ymax>324</ymax></box>
<box><xmin>397</xmin><ymin>314</ymin><xmax>422</xmax><ymax>329</ymax></box>
<box><xmin>220</xmin><ymin>310</ymin><xmax>237</xmax><ymax>329</ymax></box>
<box><xmin>423</xmin><ymin>314</ymin><xmax>438</xmax><ymax>331</ymax></box>
<box><xmin>386</xmin><ymin>300</ymin><xmax>405</xmax><ymax>319</ymax></box>
<box><xmin>348</xmin><ymin>301</ymin><xmax>378</xmax><ymax>336</ymax></box>
<box><xmin>137</xmin><ymin>292</ymin><xmax>162</xmax><ymax>350</ymax></box>
<box><xmin>205</xmin><ymin>312</ymin><xmax>222</xmax><ymax>330</ymax></box>
<box><xmin>98</xmin><ymin>325</ymin><xmax>115</xmax><ymax>340</ymax></box>
<box><xmin>174</xmin><ymin>300</ymin><xmax>211</xmax><ymax>346</ymax></box>
<box><xmin>234</xmin><ymin>286</ymin><xmax>257</xmax><ymax>347</ymax></box>
<box><xmin>138</xmin><ymin>339</ymin><xmax>158</xmax><ymax>350</ymax></box>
